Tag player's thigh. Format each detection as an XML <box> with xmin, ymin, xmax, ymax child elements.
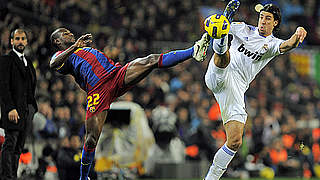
<box><xmin>86</xmin><ymin>110</ymin><xmax>108</xmax><ymax>138</ymax></box>
<box><xmin>224</xmin><ymin>120</ymin><xmax>245</xmax><ymax>143</ymax></box>
<box><xmin>124</xmin><ymin>54</ymin><xmax>160</xmax><ymax>86</ymax></box>
<box><xmin>214</xmin><ymin>51</ymin><xmax>230</xmax><ymax>68</ymax></box>
<box><xmin>205</xmin><ymin>55</ymin><xmax>229</xmax><ymax>92</ymax></box>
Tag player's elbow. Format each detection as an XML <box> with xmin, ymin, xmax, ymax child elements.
<box><xmin>49</xmin><ymin>61</ymin><xmax>54</xmax><ymax>69</ymax></box>
<box><xmin>49</xmin><ymin>62</ymin><xmax>58</xmax><ymax>70</ymax></box>
<box><xmin>49</xmin><ymin>59</ymin><xmax>60</xmax><ymax>70</ymax></box>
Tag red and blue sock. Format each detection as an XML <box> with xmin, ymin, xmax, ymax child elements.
<box><xmin>158</xmin><ymin>47</ymin><xmax>194</xmax><ymax>68</ymax></box>
<box><xmin>80</xmin><ymin>144</ymin><xmax>95</xmax><ymax>180</ymax></box>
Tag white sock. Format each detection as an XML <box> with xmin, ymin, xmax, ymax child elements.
<box><xmin>205</xmin><ymin>143</ymin><xmax>236</xmax><ymax>180</ymax></box>
<box><xmin>212</xmin><ymin>35</ymin><xmax>228</xmax><ymax>55</ymax></box>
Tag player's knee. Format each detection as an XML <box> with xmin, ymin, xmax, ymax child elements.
<box><xmin>85</xmin><ymin>134</ymin><xmax>97</xmax><ymax>149</ymax></box>
<box><xmin>227</xmin><ymin>135</ymin><xmax>242</xmax><ymax>151</ymax></box>
<box><xmin>214</xmin><ymin>53</ymin><xmax>230</xmax><ymax>68</ymax></box>
<box><xmin>145</xmin><ymin>54</ymin><xmax>160</xmax><ymax>67</ymax></box>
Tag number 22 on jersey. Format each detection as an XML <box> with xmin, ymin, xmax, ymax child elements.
<box><xmin>87</xmin><ymin>93</ymin><xmax>100</xmax><ymax>108</ymax></box>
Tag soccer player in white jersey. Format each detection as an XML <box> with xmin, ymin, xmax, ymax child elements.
<box><xmin>204</xmin><ymin>1</ymin><xmax>307</xmax><ymax>179</ymax></box>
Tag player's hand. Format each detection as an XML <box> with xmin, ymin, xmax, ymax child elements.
<box><xmin>8</xmin><ymin>109</ymin><xmax>19</xmax><ymax>124</ymax></box>
<box><xmin>295</xmin><ymin>27</ymin><xmax>307</xmax><ymax>43</ymax></box>
<box><xmin>75</xmin><ymin>34</ymin><xmax>92</xmax><ymax>48</ymax></box>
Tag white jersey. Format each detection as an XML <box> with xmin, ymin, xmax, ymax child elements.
<box><xmin>229</xmin><ymin>22</ymin><xmax>284</xmax><ymax>85</ymax></box>
<box><xmin>205</xmin><ymin>22</ymin><xmax>284</xmax><ymax>124</ymax></box>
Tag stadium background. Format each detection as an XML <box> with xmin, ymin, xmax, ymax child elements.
<box><xmin>1</xmin><ymin>0</ymin><xmax>320</xmax><ymax>179</ymax></box>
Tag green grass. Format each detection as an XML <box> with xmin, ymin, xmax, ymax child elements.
<box><xmin>139</xmin><ymin>178</ymin><xmax>319</xmax><ymax>180</ymax></box>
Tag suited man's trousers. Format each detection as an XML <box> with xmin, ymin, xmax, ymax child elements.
<box><xmin>0</xmin><ymin>104</ymin><xmax>35</xmax><ymax>180</ymax></box>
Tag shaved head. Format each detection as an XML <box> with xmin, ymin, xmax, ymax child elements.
<box><xmin>50</xmin><ymin>28</ymin><xmax>67</xmax><ymax>48</ymax></box>
<box><xmin>50</xmin><ymin>28</ymin><xmax>75</xmax><ymax>50</ymax></box>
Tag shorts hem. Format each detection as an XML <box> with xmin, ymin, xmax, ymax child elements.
<box><xmin>223</xmin><ymin>114</ymin><xmax>247</xmax><ymax>124</ymax></box>
<box><xmin>86</xmin><ymin>107</ymin><xmax>110</xmax><ymax>120</ymax></box>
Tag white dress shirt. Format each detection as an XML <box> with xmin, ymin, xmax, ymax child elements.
<box><xmin>13</xmin><ymin>48</ymin><xmax>27</xmax><ymax>66</ymax></box>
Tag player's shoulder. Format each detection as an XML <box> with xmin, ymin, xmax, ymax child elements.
<box><xmin>231</xmin><ymin>22</ymin><xmax>246</xmax><ymax>28</ymax></box>
<box><xmin>231</xmin><ymin>22</ymin><xmax>245</xmax><ymax>26</ymax></box>
<box><xmin>231</xmin><ymin>22</ymin><xmax>257</xmax><ymax>31</ymax></box>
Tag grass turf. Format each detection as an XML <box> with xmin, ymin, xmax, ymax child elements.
<box><xmin>139</xmin><ymin>178</ymin><xmax>319</xmax><ymax>180</ymax></box>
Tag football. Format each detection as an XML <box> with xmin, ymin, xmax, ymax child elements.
<box><xmin>204</xmin><ymin>14</ymin><xmax>230</xmax><ymax>39</ymax></box>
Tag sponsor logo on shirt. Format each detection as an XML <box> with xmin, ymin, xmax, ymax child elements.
<box><xmin>237</xmin><ymin>44</ymin><xmax>262</xmax><ymax>61</ymax></box>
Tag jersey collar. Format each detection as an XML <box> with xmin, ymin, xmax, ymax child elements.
<box><xmin>255</xmin><ymin>28</ymin><xmax>274</xmax><ymax>41</ymax></box>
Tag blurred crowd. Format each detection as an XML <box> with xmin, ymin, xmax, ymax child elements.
<box><xmin>1</xmin><ymin>0</ymin><xmax>320</xmax><ymax>179</ymax></box>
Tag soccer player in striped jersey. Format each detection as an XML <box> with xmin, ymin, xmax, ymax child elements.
<box><xmin>50</xmin><ymin>28</ymin><xmax>210</xmax><ymax>180</ymax></box>
<box><xmin>204</xmin><ymin>1</ymin><xmax>307</xmax><ymax>179</ymax></box>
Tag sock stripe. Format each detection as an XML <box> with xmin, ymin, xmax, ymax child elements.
<box><xmin>222</xmin><ymin>144</ymin><xmax>235</xmax><ymax>156</ymax></box>
<box><xmin>158</xmin><ymin>54</ymin><xmax>164</xmax><ymax>68</ymax></box>
<box><xmin>212</xmin><ymin>163</ymin><xmax>227</xmax><ymax>170</ymax></box>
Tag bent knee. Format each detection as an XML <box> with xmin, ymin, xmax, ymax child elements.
<box><xmin>145</xmin><ymin>54</ymin><xmax>160</xmax><ymax>67</ymax></box>
<box><xmin>227</xmin><ymin>136</ymin><xmax>242</xmax><ymax>151</ymax></box>
<box><xmin>214</xmin><ymin>52</ymin><xmax>230</xmax><ymax>68</ymax></box>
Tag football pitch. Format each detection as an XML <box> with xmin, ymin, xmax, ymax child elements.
<box><xmin>139</xmin><ymin>178</ymin><xmax>319</xmax><ymax>180</ymax></box>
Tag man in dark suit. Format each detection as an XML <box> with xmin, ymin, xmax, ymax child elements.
<box><xmin>0</xmin><ymin>28</ymin><xmax>37</xmax><ymax>179</ymax></box>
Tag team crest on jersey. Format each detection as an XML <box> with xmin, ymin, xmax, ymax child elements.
<box><xmin>262</xmin><ymin>44</ymin><xmax>268</xmax><ymax>51</ymax></box>
<box><xmin>89</xmin><ymin>106</ymin><xmax>96</xmax><ymax>113</ymax></box>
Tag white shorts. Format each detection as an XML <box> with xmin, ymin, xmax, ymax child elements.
<box><xmin>205</xmin><ymin>56</ymin><xmax>247</xmax><ymax>124</ymax></box>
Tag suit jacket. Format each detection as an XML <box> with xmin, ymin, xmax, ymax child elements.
<box><xmin>0</xmin><ymin>50</ymin><xmax>38</xmax><ymax>130</ymax></box>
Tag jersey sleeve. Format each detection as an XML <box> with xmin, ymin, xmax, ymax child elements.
<box><xmin>50</xmin><ymin>51</ymin><xmax>70</xmax><ymax>75</ymax></box>
<box><xmin>268</xmin><ymin>38</ymin><xmax>285</xmax><ymax>57</ymax></box>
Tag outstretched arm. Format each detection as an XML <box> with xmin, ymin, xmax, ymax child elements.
<box><xmin>279</xmin><ymin>27</ymin><xmax>307</xmax><ymax>54</ymax></box>
<box><xmin>50</xmin><ymin>34</ymin><xmax>92</xmax><ymax>70</ymax></box>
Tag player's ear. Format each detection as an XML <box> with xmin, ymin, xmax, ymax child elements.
<box><xmin>273</xmin><ymin>20</ymin><xmax>278</xmax><ymax>28</ymax></box>
<box><xmin>54</xmin><ymin>38</ymin><xmax>61</xmax><ymax>47</ymax></box>
<box><xmin>10</xmin><ymin>38</ymin><xmax>13</xmax><ymax>46</ymax></box>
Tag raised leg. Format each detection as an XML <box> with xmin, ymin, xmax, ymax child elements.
<box><xmin>124</xmin><ymin>34</ymin><xmax>211</xmax><ymax>87</ymax></box>
<box><xmin>212</xmin><ymin>0</ymin><xmax>240</xmax><ymax>68</ymax></box>
<box><xmin>124</xmin><ymin>54</ymin><xmax>160</xmax><ymax>87</ymax></box>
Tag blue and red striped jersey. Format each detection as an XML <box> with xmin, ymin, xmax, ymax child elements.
<box><xmin>51</xmin><ymin>47</ymin><xmax>122</xmax><ymax>91</ymax></box>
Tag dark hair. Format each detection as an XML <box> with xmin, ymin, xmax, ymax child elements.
<box><xmin>261</xmin><ymin>4</ymin><xmax>281</xmax><ymax>32</ymax></box>
<box><xmin>10</xmin><ymin>28</ymin><xmax>28</xmax><ymax>40</ymax></box>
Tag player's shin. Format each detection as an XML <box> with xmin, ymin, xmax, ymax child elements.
<box><xmin>80</xmin><ymin>143</ymin><xmax>96</xmax><ymax>180</ymax></box>
<box><xmin>205</xmin><ymin>143</ymin><xmax>236</xmax><ymax>180</ymax></box>
<box><xmin>158</xmin><ymin>47</ymin><xmax>194</xmax><ymax>68</ymax></box>
<box><xmin>213</xmin><ymin>35</ymin><xmax>228</xmax><ymax>55</ymax></box>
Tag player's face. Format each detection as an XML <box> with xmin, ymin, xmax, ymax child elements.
<box><xmin>59</xmin><ymin>29</ymin><xmax>75</xmax><ymax>46</ymax></box>
<box><xmin>258</xmin><ymin>11</ymin><xmax>278</xmax><ymax>37</ymax></box>
<box><xmin>11</xmin><ymin>31</ymin><xmax>27</xmax><ymax>53</ymax></box>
